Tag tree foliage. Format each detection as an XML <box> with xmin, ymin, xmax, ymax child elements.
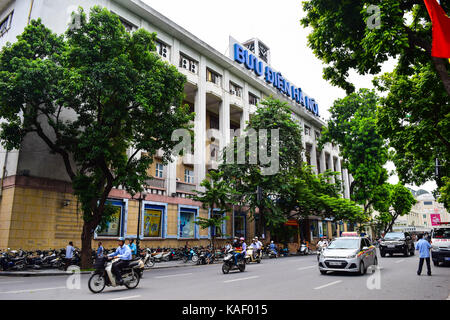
<box><xmin>319</xmin><ymin>89</ymin><xmax>389</xmax><ymax>214</ymax></box>
<box><xmin>0</xmin><ymin>7</ymin><xmax>193</xmax><ymax>267</ymax></box>
<box><xmin>301</xmin><ymin>0</ymin><xmax>450</xmax><ymax>207</ymax></box>
<box><xmin>372</xmin><ymin>183</ymin><xmax>417</xmax><ymax>234</ymax></box>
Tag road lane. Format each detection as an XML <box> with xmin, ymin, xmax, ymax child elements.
<box><xmin>0</xmin><ymin>252</ymin><xmax>448</xmax><ymax>300</ymax></box>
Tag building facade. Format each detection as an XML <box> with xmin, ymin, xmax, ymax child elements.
<box><xmin>393</xmin><ymin>192</ymin><xmax>450</xmax><ymax>233</ymax></box>
<box><xmin>0</xmin><ymin>0</ymin><xmax>353</xmax><ymax>251</ymax></box>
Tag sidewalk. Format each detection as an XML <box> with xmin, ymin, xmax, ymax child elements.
<box><xmin>0</xmin><ymin>254</ymin><xmax>308</xmax><ymax>277</ymax></box>
<box><xmin>0</xmin><ymin>259</ymin><xmax>202</xmax><ymax>277</ymax></box>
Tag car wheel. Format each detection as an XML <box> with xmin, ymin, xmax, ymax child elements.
<box><xmin>380</xmin><ymin>251</ymin><xmax>385</xmax><ymax>257</ymax></box>
<box><xmin>404</xmin><ymin>248</ymin><xmax>409</xmax><ymax>257</ymax></box>
<box><xmin>359</xmin><ymin>261</ymin><xmax>366</xmax><ymax>275</ymax></box>
<box><xmin>320</xmin><ymin>270</ymin><xmax>327</xmax><ymax>275</ymax></box>
<box><xmin>432</xmin><ymin>260</ymin><xmax>439</xmax><ymax>267</ymax></box>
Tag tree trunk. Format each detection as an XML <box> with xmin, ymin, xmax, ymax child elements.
<box><xmin>80</xmin><ymin>222</ymin><xmax>94</xmax><ymax>269</ymax></box>
<box><xmin>432</xmin><ymin>57</ymin><xmax>450</xmax><ymax>97</ymax></box>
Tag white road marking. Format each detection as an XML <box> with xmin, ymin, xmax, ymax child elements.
<box><xmin>223</xmin><ymin>276</ymin><xmax>259</xmax><ymax>283</ymax></box>
<box><xmin>154</xmin><ymin>272</ymin><xmax>192</xmax><ymax>279</ymax></box>
<box><xmin>314</xmin><ymin>280</ymin><xmax>342</xmax><ymax>290</ymax></box>
<box><xmin>110</xmin><ymin>295</ymin><xmax>141</xmax><ymax>300</ymax></box>
<box><xmin>395</xmin><ymin>259</ymin><xmax>405</xmax><ymax>264</ymax></box>
<box><xmin>0</xmin><ymin>286</ymin><xmax>66</xmax><ymax>294</ymax></box>
<box><xmin>297</xmin><ymin>265</ymin><xmax>316</xmax><ymax>271</ymax></box>
<box><xmin>0</xmin><ymin>281</ymin><xmax>25</xmax><ymax>285</ymax></box>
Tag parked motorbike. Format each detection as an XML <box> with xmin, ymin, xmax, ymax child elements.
<box><xmin>245</xmin><ymin>247</ymin><xmax>261</xmax><ymax>264</ymax></box>
<box><xmin>88</xmin><ymin>257</ymin><xmax>143</xmax><ymax>293</ymax></box>
<box><xmin>222</xmin><ymin>249</ymin><xmax>245</xmax><ymax>274</ymax></box>
<box><xmin>182</xmin><ymin>248</ymin><xmax>199</xmax><ymax>263</ymax></box>
<box><xmin>142</xmin><ymin>248</ymin><xmax>155</xmax><ymax>268</ymax></box>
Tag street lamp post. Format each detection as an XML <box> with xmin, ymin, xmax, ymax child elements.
<box><xmin>136</xmin><ymin>191</ymin><xmax>147</xmax><ymax>255</ymax></box>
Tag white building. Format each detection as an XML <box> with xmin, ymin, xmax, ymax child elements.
<box><xmin>0</xmin><ymin>0</ymin><xmax>352</xmax><ymax>249</ymax></box>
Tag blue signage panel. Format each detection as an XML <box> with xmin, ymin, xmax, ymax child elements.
<box><xmin>233</xmin><ymin>43</ymin><xmax>319</xmax><ymax>117</ymax></box>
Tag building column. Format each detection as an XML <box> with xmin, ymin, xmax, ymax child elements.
<box><xmin>327</xmin><ymin>153</ymin><xmax>335</xmax><ymax>182</ymax></box>
<box><xmin>342</xmin><ymin>166</ymin><xmax>350</xmax><ymax>199</ymax></box>
<box><xmin>194</xmin><ymin>55</ymin><xmax>206</xmax><ymax>190</ymax></box>
<box><xmin>220</xmin><ymin>70</ymin><xmax>231</xmax><ymax>154</ymax></box>
<box><xmin>310</xmin><ymin>144</ymin><xmax>318</xmax><ymax>175</ymax></box>
<box><xmin>334</xmin><ymin>157</ymin><xmax>342</xmax><ymax>194</ymax></box>
<box><xmin>241</xmin><ymin>83</ymin><xmax>250</xmax><ymax>132</ymax></box>
<box><xmin>319</xmin><ymin>149</ymin><xmax>326</xmax><ymax>174</ymax></box>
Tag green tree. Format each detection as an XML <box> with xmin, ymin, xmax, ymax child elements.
<box><xmin>191</xmin><ymin>170</ymin><xmax>234</xmax><ymax>248</ymax></box>
<box><xmin>221</xmin><ymin>97</ymin><xmax>365</xmax><ymax>238</ymax></box>
<box><xmin>220</xmin><ymin>97</ymin><xmax>304</xmax><ymax>235</ymax></box>
<box><xmin>0</xmin><ymin>7</ymin><xmax>193</xmax><ymax>267</ymax></box>
<box><xmin>319</xmin><ymin>89</ymin><xmax>389</xmax><ymax>216</ymax></box>
<box><xmin>372</xmin><ymin>183</ymin><xmax>417</xmax><ymax>234</ymax></box>
<box><xmin>301</xmin><ymin>0</ymin><xmax>450</xmax><ymax>208</ymax></box>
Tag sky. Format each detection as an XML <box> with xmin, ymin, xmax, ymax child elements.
<box><xmin>142</xmin><ymin>0</ymin><xmax>437</xmax><ymax>194</ymax></box>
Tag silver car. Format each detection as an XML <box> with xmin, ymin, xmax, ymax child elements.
<box><xmin>318</xmin><ymin>237</ymin><xmax>377</xmax><ymax>275</ymax></box>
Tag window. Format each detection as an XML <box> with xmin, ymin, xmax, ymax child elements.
<box><xmin>304</xmin><ymin>125</ymin><xmax>311</xmax><ymax>136</ymax></box>
<box><xmin>211</xmin><ymin>210</ymin><xmax>225</xmax><ymax>238</ymax></box>
<box><xmin>322</xmin><ymin>221</ymin><xmax>328</xmax><ymax>237</ymax></box>
<box><xmin>209</xmin><ymin>114</ymin><xmax>219</xmax><ymax>130</ymax></box>
<box><xmin>184</xmin><ymin>169</ymin><xmax>194</xmax><ymax>184</ymax></box>
<box><xmin>179</xmin><ymin>207</ymin><xmax>197</xmax><ymax>238</ymax></box>
<box><xmin>206</xmin><ymin>68</ymin><xmax>221</xmax><ymax>86</ymax></box>
<box><xmin>245</xmin><ymin>42</ymin><xmax>255</xmax><ymax>53</ymax></box>
<box><xmin>179</xmin><ymin>54</ymin><xmax>198</xmax><ymax>74</ymax></box>
<box><xmin>249</xmin><ymin>92</ymin><xmax>259</xmax><ymax>106</ymax></box>
<box><xmin>234</xmin><ymin>212</ymin><xmax>246</xmax><ymax>238</ymax></box>
<box><xmin>155</xmin><ymin>39</ymin><xmax>170</xmax><ymax>59</ymax></box>
<box><xmin>259</xmin><ymin>43</ymin><xmax>269</xmax><ymax>63</ymax></box>
<box><xmin>230</xmin><ymin>82</ymin><xmax>242</xmax><ymax>97</ymax></box>
<box><xmin>119</xmin><ymin>17</ymin><xmax>137</xmax><ymax>32</ymax></box>
<box><xmin>315</xmin><ymin>131</ymin><xmax>321</xmax><ymax>140</ymax></box>
<box><xmin>143</xmin><ymin>205</ymin><xmax>165</xmax><ymax>238</ymax></box>
<box><xmin>155</xmin><ymin>163</ymin><xmax>164</xmax><ymax>178</ymax></box>
<box><xmin>423</xmin><ymin>201</ymin><xmax>433</xmax><ymax>205</ymax></box>
<box><xmin>311</xmin><ymin>220</ymin><xmax>319</xmax><ymax>238</ymax></box>
<box><xmin>0</xmin><ymin>11</ymin><xmax>13</xmax><ymax>37</ymax></box>
<box><xmin>332</xmin><ymin>222</ymin><xmax>337</xmax><ymax>237</ymax></box>
<box><xmin>96</xmin><ymin>200</ymin><xmax>124</xmax><ymax>237</ymax></box>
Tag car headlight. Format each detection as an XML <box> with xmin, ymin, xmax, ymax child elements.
<box><xmin>431</xmin><ymin>247</ymin><xmax>439</xmax><ymax>252</ymax></box>
<box><xmin>346</xmin><ymin>254</ymin><xmax>357</xmax><ymax>259</ymax></box>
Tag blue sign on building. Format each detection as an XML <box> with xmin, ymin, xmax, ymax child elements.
<box><xmin>233</xmin><ymin>43</ymin><xmax>319</xmax><ymax>117</ymax></box>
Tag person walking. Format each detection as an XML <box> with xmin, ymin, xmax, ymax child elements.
<box><xmin>65</xmin><ymin>241</ymin><xmax>75</xmax><ymax>270</ymax></box>
<box><xmin>97</xmin><ymin>241</ymin><xmax>104</xmax><ymax>258</ymax></box>
<box><xmin>415</xmin><ymin>234</ymin><xmax>432</xmax><ymax>276</ymax></box>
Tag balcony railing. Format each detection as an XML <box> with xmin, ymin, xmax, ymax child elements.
<box><xmin>145</xmin><ymin>177</ymin><xmax>166</xmax><ymax>189</ymax></box>
<box><xmin>176</xmin><ymin>181</ymin><xmax>196</xmax><ymax>194</ymax></box>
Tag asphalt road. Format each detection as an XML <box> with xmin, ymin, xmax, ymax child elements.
<box><xmin>0</xmin><ymin>251</ymin><xmax>449</xmax><ymax>300</ymax></box>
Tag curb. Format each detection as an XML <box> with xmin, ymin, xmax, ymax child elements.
<box><xmin>0</xmin><ymin>262</ymin><xmax>206</xmax><ymax>277</ymax></box>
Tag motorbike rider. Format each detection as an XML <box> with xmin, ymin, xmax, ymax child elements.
<box><xmin>269</xmin><ymin>241</ymin><xmax>277</xmax><ymax>255</ymax></box>
<box><xmin>108</xmin><ymin>237</ymin><xmax>132</xmax><ymax>285</ymax></box>
<box><xmin>255</xmin><ymin>237</ymin><xmax>263</xmax><ymax>258</ymax></box>
<box><xmin>250</xmin><ymin>238</ymin><xmax>258</xmax><ymax>259</ymax></box>
<box><xmin>233</xmin><ymin>237</ymin><xmax>246</xmax><ymax>266</ymax></box>
<box><xmin>128</xmin><ymin>238</ymin><xmax>137</xmax><ymax>258</ymax></box>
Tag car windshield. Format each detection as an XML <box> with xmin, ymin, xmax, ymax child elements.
<box><xmin>327</xmin><ymin>238</ymin><xmax>359</xmax><ymax>249</ymax></box>
<box><xmin>384</xmin><ymin>233</ymin><xmax>405</xmax><ymax>240</ymax></box>
<box><xmin>432</xmin><ymin>228</ymin><xmax>450</xmax><ymax>239</ymax></box>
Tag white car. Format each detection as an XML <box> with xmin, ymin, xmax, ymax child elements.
<box><xmin>318</xmin><ymin>236</ymin><xmax>377</xmax><ymax>275</ymax></box>
<box><xmin>431</xmin><ymin>223</ymin><xmax>450</xmax><ymax>266</ymax></box>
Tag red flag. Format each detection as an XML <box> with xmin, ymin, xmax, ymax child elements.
<box><xmin>423</xmin><ymin>0</ymin><xmax>450</xmax><ymax>58</ymax></box>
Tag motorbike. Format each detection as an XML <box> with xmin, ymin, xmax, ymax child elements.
<box><xmin>198</xmin><ymin>249</ymin><xmax>215</xmax><ymax>265</ymax></box>
<box><xmin>88</xmin><ymin>257</ymin><xmax>143</xmax><ymax>293</ymax></box>
<box><xmin>222</xmin><ymin>249</ymin><xmax>245</xmax><ymax>274</ymax></box>
<box><xmin>142</xmin><ymin>248</ymin><xmax>155</xmax><ymax>268</ymax></box>
<box><xmin>182</xmin><ymin>248</ymin><xmax>199</xmax><ymax>263</ymax></box>
<box><xmin>316</xmin><ymin>242</ymin><xmax>328</xmax><ymax>261</ymax></box>
<box><xmin>0</xmin><ymin>251</ymin><xmax>26</xmax><ymax>271</ymax></box>
<box><xmin>245</xmin><ymin>247</ymin><xmax>261</xmax><ymax>264</ymax></box>
<box><xmin>267</xmin><ymin>247</ymin><xmax>278</xmax><ymax>258</ymax></box>
<box><xmin>299</xmin><ymin>243</ymin><xmax>310</xmax><ymax>255</ymax></box>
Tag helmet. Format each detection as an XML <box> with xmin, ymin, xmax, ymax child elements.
<box><xmin>240</xmin><ymin>237</ymin><xmax>245</xmax><ymax>241</ymax></box>
<box><xmin>255</xmin><ymin>236</ymin><xmax>258</xmax><ymax>239</ymax></box>
<box><xmin>118</xmin><ymin>237</ymin><xmax>125</xmax><ymax>241</ymax></box>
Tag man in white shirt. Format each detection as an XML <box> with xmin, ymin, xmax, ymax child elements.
<box><xmin>65</xmin><ymin>241</ymin><xmax>74</xmax><ymax>270</ymax></box>
<box><xmin>255</xmin><ymin>236</ymin><xmax>263</xmax><ymax>258</ymax></box>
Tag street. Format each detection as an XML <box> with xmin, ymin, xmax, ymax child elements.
<box><xmin>0</xmin><ymin>250</ymin><xmax>449</xmax><ymax>300</ymax></box>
